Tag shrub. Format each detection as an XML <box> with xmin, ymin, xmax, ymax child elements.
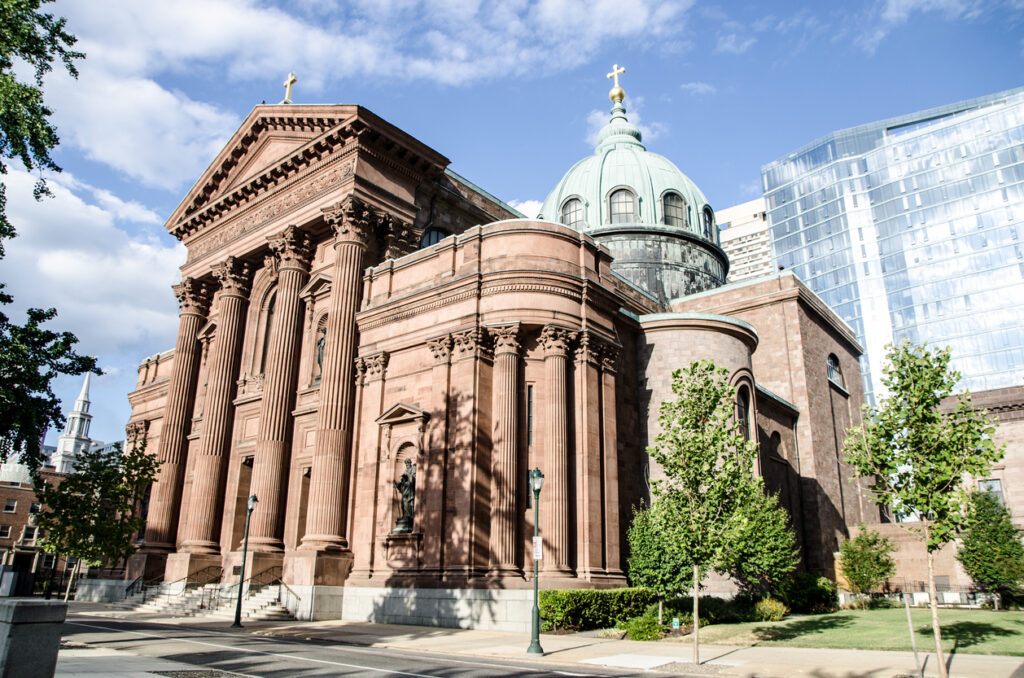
<box><xmin>866</xmin><ymin>596</ymin><xmax>901</xmax><ymax>610</ymax></box>
<box><xmin>539</xmin><ymin>587</ymin><xmax>657</xmax><ymax>631</ymax></box>
<box><xmin>753</xmin><ymin>598</ymin><xmax>788</xmax><ymax>622</ymax></box>
<box><xmin>778</xmin><ymin>572</ymin><xmax>838</xmax><ymax>614</ymax></box>
<box><xmin>649</xmin><ymin>595</ymin><xmax>751</xmax><ymax>625</ymax></box>
<box><xmin>623</xmin><ymin>613</ymin><xmax>664</xmax><ymax>641</ymax></box>
<box><xmin>838</xmin><ymin>526</ymin><xmax>896</xmax><ymax>595</ymax></box>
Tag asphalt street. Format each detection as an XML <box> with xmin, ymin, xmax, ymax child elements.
<box><xmin>62</xmin><ymin>613</ymin><xmax>663</xmax><ymax>678</ymax></box>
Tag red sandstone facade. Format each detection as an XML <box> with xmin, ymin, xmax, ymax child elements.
<box><xmin>126</xmin><ymin>104</ymin><xmax>879</xmax><ymax>625</ymax></box>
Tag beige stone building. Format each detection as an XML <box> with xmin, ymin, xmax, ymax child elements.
<box><xmin>124</xmin><ymin>80</ymin><xmax>879</xmax><ymax>628</ymax></box>
<box><xmin>717</xmin><ymin>197</ymin><xmax>773</xmax><ymax>283</ymax></box>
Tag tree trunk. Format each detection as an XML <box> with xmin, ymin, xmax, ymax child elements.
<box><xmin>925</xmin><ymin>528</ymin><xmax>948</xmax><ymax>678</ymax></box>
<box><xmin>693</xmin><ymin>563</ymin><xmax>700</xmax><ymax>665</ymax></box>
<box><xmin>64</xmin><ymin>560</ymin><xmax>81</xmax><ymax>602</ymax></box>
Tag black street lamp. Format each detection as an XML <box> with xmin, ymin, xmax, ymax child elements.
<box><xmin>526</xmin><ymin>467</ymin><xmax>545</xmax><ymax>655</ymax></box>
<box><xmin>231</xmin><ymin>494</ymin><xmax>258</xmax><ymax>629</ymax></box>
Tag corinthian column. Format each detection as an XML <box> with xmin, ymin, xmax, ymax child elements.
<box><xmin>249</xmin><ymin>227</ymin><xmax>312</xmax><ymax>551</ymax></box>
<box><xmin>488</xmin><ymin>323</ymin><xmax>521</xmax><ymax>574</ymax></box>
<box><xmin>540</xmin><ymin>324</ymin><xmax>576</xmax><ymax>575</ymax></box>
<box><xmin>144</xmin><ymin>278</ymin><xmax>210</xmax><ymax>552</ymax></box>
<box><xmin>301</xmin><ymin>197</ymin><xmax>377</xmax><ymax>551</ymax></box>
<box><xmin>180</xmin><ymin>257</ymin><xmax>252</xmax><ymax>554</ymax></box>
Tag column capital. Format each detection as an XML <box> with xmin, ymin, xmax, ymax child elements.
<box><xmin>173</xmin><ymin>277</ymin><xmax>211</xmax><ymax>316</ymax></box>
<box><xmin>382</xmin><ymin>213</ymin><xmax>416</xmax><ymax>260</ymax></box>
<box><xmin>360</xmin><ymin>351</ymin><xmax>389</xmax><ymax>383</ymax></box>
<box><xmin>322</xmin><ymin>195</ymin><xmax>377</xmax><ymax>248</ymax></box>
<box><xmin>452</xmin><ymin>327</ymin><xmax>489</xmax><ymax>359</ymax></box>
<box><xmin>489</xmin><ymin>323</ymin><xmax>521</xmax><ymax>356</ymax></box>
<box><xmin>212</xmin><ymin>256</ymin><xmax>253</xmax><ymax>297</ymax></box>
<box><xmin>540</xmin><ymin>324</ymin><xmax>576</xmax><ymax>357</ymax></box>
<box><xmin>573</xmin><ymin>331</ymin><xmax>600</xmax><ymax>366</ymax></box>
<box><xmin>268</xmin><ymin>225</ymin><xmax>313</xmax><ymax>271</ymax></box>
<box><xmin>599</xmin><ymin>341</ymin><xmax>620</xmax><ymax>373</ymax></box>
<box><xmin>125</xmin><ymin>419</ymin><xmax>150</xmax><ymax>443</ymax></box>
<box><xmin>426</xmin><ymin>334</ymin><xmax>453</xmax><ymax>364</ymax></box>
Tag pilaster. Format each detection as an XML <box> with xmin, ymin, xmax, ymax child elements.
<box><xmin>488</xmin><ymin>323</ymin><xmax>522</xmax><ymax>576</ymax></box>
<box><xmin>539</xmin><ymin>324</ymin><xmax>576</xmax><ymax>577</ymax></box>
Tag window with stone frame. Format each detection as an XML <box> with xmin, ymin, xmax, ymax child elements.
<box><xmin>29</xmin><ymin>502</ymin><xmax>40</xmax><ymax>514</ymax></box>
<box><xmin>827</xmin><ymin>353</ymin><xmax>845</xmax><ymax>388</ymax></box>
<box><xmin>609</xmin><ymin>189</ymin><xmax>636</xmax><ymax>224</ymax></box>
<box><xmin>0</xmin><ymin>526</ymin><xmax>9</xmax><ymax>539</ymax></box>
<box><xmin>21</xmin><ymin>526</ymin><xmax>36</xmax><ymax>543</ymax></box>
<box><xmin>736</xmin><ymin>385</ymin><xmax>751</xmax><ymax>441</ymax></box>
<box><xmin>978</xmin><ymin>478</ymin><xmax>1005</xmax><ymax>505</ymax></box>
<box><xmin>2</xmin><ymin>499</ymin><xmax>14</xmax><ymax>513</ymax></box>
<box><xmin>560</xmin><ymin>198</ymin><xmax>584</xmax><ymax>229</ymax></box>
<box><xmin>663</xmin><ymin>192</ymin><xmax>688</xmax><ymax>228</ymax></box>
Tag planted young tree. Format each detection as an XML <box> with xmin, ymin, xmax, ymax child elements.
<box><xmin>726</xmin><ymin>488</ymin><xmax>799</xmax><ymax>597</ymax></box>
<box><xmin>838</xmin><ymin>526</ymin><xmax>896</xmax><ymax>605</ymax></box>
<box><xmin>0</xmin><ymin>0</ymin><xmax>95</xmax><ymax>472</ymax></box>
<box><xmin>35</xmin><ymin>440</ymin><xmax>157</xmax><ymax>599</ymax></box>
<box><xmin>643</xmin><ymin>359</ymin><xmax>765</xmax><ymax>664</ymax></box>
<box><xmin>843</xmin><ymin>340</ymin><xmax>1003</xmax><ymax>678</ymax></box>
<box><xmin>957</xmin><ymin>491</ymin><xmax>1024</xmax><ymax>609</ymax></box>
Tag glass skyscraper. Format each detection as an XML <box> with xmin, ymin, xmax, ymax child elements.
<box><xmin>762</xmin><ymin>86</ymin><xmax>1024</xmax><ymax>402</ymax></box>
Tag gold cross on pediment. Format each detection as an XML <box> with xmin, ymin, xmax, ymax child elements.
<box><xmin>607</xmin><ymin>64</ymin><xmax>625</xmax><ymax>88</ymax></box>
<box><xmin>281</xmin><ymin>72</ymin><xmax>297</xmax><ymax>104</ymax></box>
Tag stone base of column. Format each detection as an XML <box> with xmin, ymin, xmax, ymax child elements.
<box><xmin>222</xmin><ymin>550</ymin><xmax>284</xmax><ymax>583</ymax></box>
<box><xmin>164</xmin><ymin>552</ymin><xmax>223</xmax><ymax>584</ymax></box>
<box><xmin>284</xmin><ymin>549</ymin><xmax>353</xmax><ymax>587</ymax></box>
<box><xmin>486</xmin><ymin>564</ymin><xmax>524</xmax><ymax>579</ymax></box>
<box><xmin>126</xmin><ymin>550</ymin><xmax>171</xmax><ymax>582</ymax></box>
<box><xmin>540</xmin><ymin>565</ymin><xmax>576</xmax><ymax>580</ymax></box>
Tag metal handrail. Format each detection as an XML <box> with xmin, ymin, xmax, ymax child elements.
<box><xmin>124</xmin><ymin>576</ymin><xmax>144</xmax><ymax>599</ymax></box>
<box><xmin>143</xmin><ymin>565</ymin><xmax>222</xmax><ymax>604</ymax></box>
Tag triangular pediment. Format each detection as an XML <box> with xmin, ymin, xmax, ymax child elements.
<box><xmin>166</xmin><ymin>104</ymin><xmax>356</xmax><ymax>232</ymax></box>
<box><xmin>376</xmin><ymin>402</ymin><xmax>430</xmax><ymax>426</ymax></box>
<box><xmin>299</xmin><ymin>271</ymin><xmax>332</xmax><ymax>299</ymax></box>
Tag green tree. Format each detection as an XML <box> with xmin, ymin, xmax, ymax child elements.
<box><xmin>35</xmin><ymin>439</ymin><xmax>157</xmax><ymax>599</ymax></box>
<box><xmin>726</xmin><ymin>489</ymin><xmax>799</xmax><ymax>596</ymax></box>
<box><xmin>0</xmin><ymin>0</ymin><xmax>95</xmax><ymax>471</ymax></box>
<box><xmin>838</xmin><ymin>525</ymin><xmax>896</xmax><ymax>605</ymax></box>
<box><xmin>642</xmin><ymin>360</ymin><xmax>767</xmax><ymax>664</ymax></box>
<box><xmin>843</xmin><ymin>340</ymin><xmax>1003</xmax><ymax>678</ymax></box>
<box><xmin>957</xmin><ymin>491</ymin><xmax>1024</xmax><ymax>608</ymax></box>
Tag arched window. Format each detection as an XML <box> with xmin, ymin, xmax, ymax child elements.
<box><xmin>827</xmin><ymin>354</ymin><xmax>844</xmax><ymax>388</ymax></box>
<box><xmin>663</xmin><ymin>192</ymin><xmax>687</xmax><ymax>228</ymax></box>
<box><xmin>419</xmin><ymin>227</ymin><xmax>449</xmax><ymax>248</ymax></box>
<box><xmin>609</xmin><ymin>189</ymin><xmax>636</xmax><ymax>224</ymax></box>
<box><xmin>560</xmin><ymin>198</ymin><xmax>584</xmax><ymax>229</ymax></box>
<box><xmin>702</xmin><ymin>206</ymin><xmax>715</xmax><ymax>239</ymax></box>
<box><xmin>737</xmin><ymin>385</ymin><xmax>751</xmax><ymax>441</ymax></box>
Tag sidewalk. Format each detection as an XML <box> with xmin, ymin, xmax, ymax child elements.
<box><xmin>59</xmin><ymin>604</ymin><xmax>1024</xmax><ymax>678</ymax></box>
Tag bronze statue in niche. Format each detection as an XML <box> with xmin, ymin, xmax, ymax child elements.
<box><xmin>393</xmin><ymin>458</ymin><xmax>416</xmax><ymax>534</ymax></box>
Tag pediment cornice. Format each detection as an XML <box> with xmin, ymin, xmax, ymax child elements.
<box><xmin>166</xmin><ymin>105</ymin><xmax>450</xmax><ymax>244</ymax></box>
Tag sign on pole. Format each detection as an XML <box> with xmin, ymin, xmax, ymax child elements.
<box><xmin>533</xmin><ymin>536</ymin><xmax>543</xmax><ymax>561</ymax></box>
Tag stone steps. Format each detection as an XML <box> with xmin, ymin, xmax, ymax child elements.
<box><xmin>122</xmin><ymin>582</ymin><xmax>294</xmax><ymax>622</ymax></box>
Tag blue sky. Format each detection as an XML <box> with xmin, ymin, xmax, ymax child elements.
<box><xmin>3</xmin><ymin>0</ymin><xmax>1022</xmax><ymax>445</ymax></box>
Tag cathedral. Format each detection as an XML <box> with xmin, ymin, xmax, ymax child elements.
<box><xmin>126</xmin><ymin>71</ymin><xmax>879</xmax><ymax>629</ymax></box>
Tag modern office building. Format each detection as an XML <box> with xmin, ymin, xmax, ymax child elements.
<box><xmin>718</xmin><ymin>197</ymin><xmax>773</xmax><ymax>283</ymax></box>
<box><xmin>762</xmin><ymin>86</ymin><xmax>1024</xmax><ymax>402</ymax></box>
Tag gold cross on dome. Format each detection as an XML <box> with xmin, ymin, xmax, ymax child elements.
<box><xmin>607</xmin><ymin>64</ymin><xmax>625</xmax><ymax>88</ymax></box>
<box><xmin>281</xmin><ymin>72</ymin><xmax>298</xmax><ymax>104</ymax></box>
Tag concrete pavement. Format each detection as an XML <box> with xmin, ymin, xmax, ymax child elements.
<box><xmin>58</xmin><ymin>603</ymin><xmax>1024</xmax><ymax>678</ymax></box>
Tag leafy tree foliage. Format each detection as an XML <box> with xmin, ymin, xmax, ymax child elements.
<box><xmin>838</xmin><ymin>525</ymin><xmax>896</xmax><ymax>599</ymax></box>
<box><xmin>0</xmin><ymin>0</ymin><xmax>94</xmax><ymax>471</ymax></box>
<box><xmin>629</xmin><ymin>360</ymin><xmax>797</xmax><ymax>664</ymax></box>
<box><xmin>35</xmin><ymin>440</ymin><xmax>157</xmax><ymax>595</ymax></box>
<box><xmin>843</xmin><ymin>340</ymin><xmax>1003</xmax><ymax>678</ymax></box>
<box><xmin>957</xmin><ymin>491</ymin><xmax>1024</xmax><ymax>602</ymax></box>
<box><xmin>726</xmin><ymin>489</ymin><xmax>799</xmax><ymax>595</ymax></box>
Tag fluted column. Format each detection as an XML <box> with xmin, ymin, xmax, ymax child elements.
<box><xmin>144</xmin><ymin>279</ymin><xmax>210</xmax><ymax>552</ymax></box>
<box><xmin>599</xmin><ymin>343</ymin><xmax>623</xmax><ymax>575</ymax></box>
<box><xmin>180</xmin><ymin>257</ymin><xmax>252</xmax><ymax>554</ymax></box>
<box><xmin>540</xmin><ymin>324</ymin><xmax>575</xmax><ymax>575</ymax></box>
<box><xmin>488</xmin><ymin>323</ymin><xmax>521</xmax><ymax>574</ymax></box>
<box><xmin>301</xmin><ymin>197</ymin><xmax>377</xmax><ymax>551</ymax></box>
<box><xmin>249</xmin><ymin>227</ymin><xmax>312</xmax><ymax>551</ymax></box>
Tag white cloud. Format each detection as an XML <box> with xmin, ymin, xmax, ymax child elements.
<box><xmin>856</xmin><ymin>0</ymin><xmax>987</xmax><ymax>52</ymax></box>
<box><xmin>680</xmin><ymin>81</ymin><xmax>717</xmax><ymax>96</ymax></box>
<box><xmin>507</xmin><ymin>199</ymin><xmax>543</xmax><ymax>218</ymax></box>
<box><xmin>715</xmin><ymin>33</ymin><xmax>757</xmax><ymax>54</ymax></box>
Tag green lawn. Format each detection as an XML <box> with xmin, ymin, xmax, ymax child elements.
<box><xmin>672</xmin><ymin>608</ymin><xmax>1024</xmax><ymax>656</ymax></box>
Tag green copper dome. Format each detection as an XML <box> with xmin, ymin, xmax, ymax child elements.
<box><xmin>538</xmin><ymin>83</ymin><xmax>728</xmax><ymax>303</ymax></box>
<box><xmin>539</xmin><ymin>98</ymin><xmax>715</xmax><ymax>241</ymax></box>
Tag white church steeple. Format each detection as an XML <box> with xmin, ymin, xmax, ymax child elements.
<box><xmin>52</xmin><ymin>373</ymin><xmax>94</xmax><ymax>473</ymax></box>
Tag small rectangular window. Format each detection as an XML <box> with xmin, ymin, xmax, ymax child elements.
<box><xmin>0</xmin><ymin>526</ymin><xmax>9</xmax><ymax>539</ymax></box>
<box><xmin>3</xmin><ymin>500</ymin><xmax>15</xmax><ymax>513</ymax></box>
<box><xmin>978</xmin><ymin>478</ymin><xmax>1004</xmax><ymax>505</ymax></box>
<box><xmin>29</xmin><ymin>502</ymin><xmax>40</xmax><ymax>514</ymax></box>
<box><xmin>22</xmin><ymin>526</ymin><xmax>36</xmax><ymax>542</ymax></box>
<box><xmin>527</xmin><ymin>384</ymin><xmax>534</xmax><ymax>448</ymax></box>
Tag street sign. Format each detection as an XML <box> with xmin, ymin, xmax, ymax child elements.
<box><xmin>672</xmin><ymin>617</ymin><xmax>680</xmax><ymax>629</ymax></box>
<box><xmin>533</xmin><ymin>536</ymin><xmax>543</xmax><ymax>561</ymax></box>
